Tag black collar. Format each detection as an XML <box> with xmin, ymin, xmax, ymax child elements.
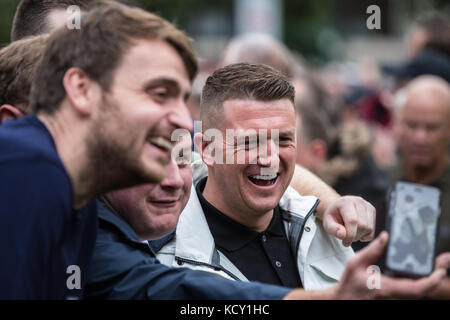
<box><xmin>195</xmin><ymin>177</ymin><xmax>286</xmax><ymax>252</ymax></box>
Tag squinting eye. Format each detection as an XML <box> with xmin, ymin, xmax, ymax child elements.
<box><xmin>155</xmin><ymin>91</ymin><xmax>168</xmax><ymax>98</ymax></box>
<box><xmin>279</xmin><ymin>137</ymin><xmax>292</xmax><ymax>143</ymax></box>
<box><xmin>149</xmin><ymin>88</ymin><xmax>169</xmax><ymax>101</ymax></box>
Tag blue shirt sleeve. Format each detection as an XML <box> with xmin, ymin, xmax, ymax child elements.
<box><xmin>86</xmin><ymin>227</ymin><xmax>290</xmax><ymax>300</ymax></box>
<box><xmin>0</xmin><ymin>157</ymin><xmax>71</xmax><ymax>299</ymax></box>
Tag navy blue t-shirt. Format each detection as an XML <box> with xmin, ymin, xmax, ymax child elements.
<box><xmin>0</xmin><ymin>115</ymin><xmax>98</xmax><ymax>299</ymax></box>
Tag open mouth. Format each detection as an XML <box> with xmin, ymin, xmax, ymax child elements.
<box><xmin>248</xmin><ymin>173</ymin><xmax>278</xmax><ymax>187</ymax></box>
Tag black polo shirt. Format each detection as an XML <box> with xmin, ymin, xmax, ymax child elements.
<box><xmin>196</xmin><ymin>177</ymin><xmax>302</xmax><ymax>288</ymax></box>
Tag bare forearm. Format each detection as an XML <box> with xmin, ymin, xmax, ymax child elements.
<box><xmin>290</xmin><ymin>164</ymin><xmax>340</xmax><ymax>218</ymax></box>
<box><xmin>283</xmin><ymin>286</ymin><xmax>336</xmax><ymax>300</ymax></box>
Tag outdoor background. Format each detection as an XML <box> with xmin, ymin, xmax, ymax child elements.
<box><xmin>1</xmin><ymin>0</ymin><xmax>449</xmax><ymax>67</ymax></box>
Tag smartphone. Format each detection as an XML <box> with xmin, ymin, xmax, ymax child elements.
<box><xmin>385</xmin><ymin>181</ymin><xmax>441</xmax><ymax>278</ymax></box>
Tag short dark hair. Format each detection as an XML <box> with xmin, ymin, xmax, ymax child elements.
<box><xmin>29</xmin><ymin>2</ymin><xmax>197</xmax><ymax>114</ymax></box>
<box><xmin>11</xmin><ymin>0</ymin><xmax>93</xmax><ymax>41</ymax></box>
<box><xmin>0</xmin><ymin>35</ymin><xmax>49</xmax><ymax>113</ymax></box>
<box><xmin>201</xmin><ymin>63</ymin><xmax>295</xmax><ymax>130</ymax></box>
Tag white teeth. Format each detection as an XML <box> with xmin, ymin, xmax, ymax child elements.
<box><xmin>149</xmin><ymin>137</ymin><xmax>173</xmax><ymax>152</ymax></box>
<box><xmin>250</xmin><ymin>174</ymin><xmax>277</xmax><ymax>180</ymax></box>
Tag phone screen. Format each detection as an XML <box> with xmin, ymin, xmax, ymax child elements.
<box><xmin>385</xmin><ymin>182</ymin><xmax>441</xmax><ymax>277</ymax></box>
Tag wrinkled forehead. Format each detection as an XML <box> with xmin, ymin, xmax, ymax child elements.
<box><xmin>221</xmin><ymin>98</ymin><xmax>296</xmax><ymax>129</ymax></box>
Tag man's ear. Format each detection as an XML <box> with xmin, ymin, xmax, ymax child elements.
<box><xmin>193</xmin><ymin>132</ymin><xmax>203</xmax><ymax>153</ymax></box>
<box><xmin>193</xmin><ymin>131</ymin><xmax>216</xmax><ymax>167</ymax></box>
<box><xmin>62</xmin><ymin>67</ymin><xmax>101</xmax><ymax>116</ymax></box>
<box><xmin>0</xmin><ymin>104</ymin><xmax>24</xmax><ymax>123</ymax></box>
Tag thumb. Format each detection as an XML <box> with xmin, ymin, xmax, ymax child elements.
<box><xmin>324</xmin><ymin>218</ymin><xmax>347</xmax><ymax>240</ymax></box>
<box><xmin>353</xmin><ymin>231</ymin><xmax>389</xmax><ymax>266</ymax></box>
<box><xmin>435</xmin><ymin>252</ymin><xmax>450</xmax><ymax>270</ymax></box>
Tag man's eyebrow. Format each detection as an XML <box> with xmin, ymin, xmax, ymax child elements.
<box><xmin>144</xmin><ymin>77</ymin><xmax>191</xmax><ymax>101</ymax></box>
<box><xmin>279</xmin><ymin>127</ymin><xmax>296</xmax><ymax>136</ymax></box>
<box><xmin>144</xmin><ymin>78</ymin><xmax>180</xmax><ymax>90</ymax></box>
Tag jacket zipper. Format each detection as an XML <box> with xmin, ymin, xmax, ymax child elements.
<box><xmin>294</xmin><ymin>198</ymin><xmax>320</xmax><ymax>270</ymax></box>
<box><xmin>174</xmin><ymin>256</ymin><xmax>241</xmax><ymax>281</ymax></box>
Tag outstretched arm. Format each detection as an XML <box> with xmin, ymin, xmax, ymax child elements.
<box><xmin>290</xmin><ymin>164</ymin><xmax>376</xmax><ymax>246</ymax></box>
<box><xmin>289</xmin><ymin>164</ymin><xmax>340</xmax><ymax>215</ymax></box>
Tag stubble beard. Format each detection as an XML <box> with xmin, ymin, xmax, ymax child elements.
<box><xmin>82</xmin><ymin>94</ymin><xmax>154</xmax><ymax>197</ymax></box>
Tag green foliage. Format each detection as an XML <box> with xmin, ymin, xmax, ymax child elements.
<box><xmin>0</xmin><ymin>0</ymin><xmax>21</xmax><ymax>46</ymax></box>
<box><xmin>1</xmin><ymin>0</ymin><xmax>449</xmax><ymax>63</ymax></box>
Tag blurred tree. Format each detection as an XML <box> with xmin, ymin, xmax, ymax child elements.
<box><xmin>0</xmin><ymin>0</ymin><xmax>449</xmax><ymax>63</ymax></box>
<box><xmin>0</xmin><ymin>0</ymin><xmax>21</xmax><ymax>46</ymax></box>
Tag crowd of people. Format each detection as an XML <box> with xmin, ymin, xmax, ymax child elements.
<box><xmin>0</xmin><ymin>0</ymin><xmax>449</xmax><ymax>300</ymax></box>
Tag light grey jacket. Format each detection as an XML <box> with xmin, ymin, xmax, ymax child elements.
<box><xmin>156</xmin><ymin>160</ymin><xmax>354</xmax><ymax>290</ymax></box>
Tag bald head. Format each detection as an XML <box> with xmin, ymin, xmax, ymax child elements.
<box><xmin>405</xmin><ymin>75</ymin><xmax>450</xmax><ymax>110</ymax></box>
<box><xmin>396</xmin><ymin>75</ymin><xmax>450</xmax><ymax>170</ymax></box>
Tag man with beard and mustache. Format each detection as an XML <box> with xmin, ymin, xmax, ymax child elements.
<box><xmin>0</xmin><ymin>3</ymin><xmax>195</xmax><ymax>299</ymax></box>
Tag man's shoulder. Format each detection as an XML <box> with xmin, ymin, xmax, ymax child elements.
<box><xmin>0</xmin><ymin>116</ymin><xmax>72</xmax><ymax>222</ymax></box>
<box><xmin>0</xmin><ymin>115</ymin><xmax>60</xmax><ymax>166</ymax></box>
<box><xmin>95</xmin><ymin>201</ymin><xmax>155</xmax><ymax>262</ymax></box>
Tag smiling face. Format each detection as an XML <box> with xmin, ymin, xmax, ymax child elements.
<box><xmin>89</xmin><ymin>39</ymin><xmax>193</xmax><ymax>187</ymax></box>
<box><xmin>105</xmin><ymin>157</ymin><xmax>192</xmax><ymax>240</ymax></box>
<box><xmin>204</xmin><ymin>98</ymin><xmax>297</xmax><ymax>225</ymax></box>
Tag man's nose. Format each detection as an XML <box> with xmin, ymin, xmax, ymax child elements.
<box><xmin>257</xmin><ymin>139</ymin><xmax>280</xmax><ymax>169</ymax></box>
<box><xmin>160</xmin><ymin>160</ymin><xmax>184</xmax><ymax>190</ymax></box>
<box><xmin>412</xmin><ymin>127</ymin><xmax>428</xmax><ymax>144</ymax></box>
<box><xmin>169</xmin><ymin>100</ymin><xmax>193</xmax><ymax>133</ymax></box>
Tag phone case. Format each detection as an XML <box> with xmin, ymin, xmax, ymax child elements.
<box><xmin>385</xmin><ymin>181</ymin><xmax>441</xmax><ymax>278</ymax></box>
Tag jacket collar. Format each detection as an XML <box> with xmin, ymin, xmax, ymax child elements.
<box><xmin>195</xmin><ymin>177</ymin><xmax>285</xmax><ymax>252</ymax></box>
<box><xmin>149</xmin><ymin>232</ymin><xmax>175</xmax><ymax>252</ymax></box>
<box><xmin>96</xmin><ymin>198</ymin><xmax>150</xmax><ymax>249</ymax></box>
<box><xmin>174</xmin><ymin>186</ymin><xmax>217</xmax><ymax>264</ymax></box>
<box><xmin>174</xmin><ymin>183</ymin><xmax>319</xmax><ymax>265</ymax></box>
